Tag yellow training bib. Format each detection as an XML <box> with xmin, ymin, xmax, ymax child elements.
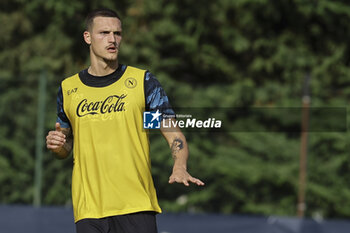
<box><xmin>61</xmin><ymin>66</ymin><xmax>161</xmax><ymax>222</ymax></box>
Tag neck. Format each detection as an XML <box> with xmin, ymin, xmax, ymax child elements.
<box><xmin>88</xmin><ymin>56</ymin><xmax>119</xmax><ymax>76</ymax></box>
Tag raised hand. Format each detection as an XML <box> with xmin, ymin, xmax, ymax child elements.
<box><xmin>46</xmin><ymin>122</ymin><xmax>66</xmax><ymax>150</ymax></box>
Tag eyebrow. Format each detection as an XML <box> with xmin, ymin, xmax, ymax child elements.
<box><xmin>98</xmin><ymin>28</ymin><xmax>122</xmax><ymax>32</ymax></box>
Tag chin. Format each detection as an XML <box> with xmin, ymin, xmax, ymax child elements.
<box><xmin>104</xmin><ymin>56</ymin><xmax>118</xmax><ymax>62</ymax></box>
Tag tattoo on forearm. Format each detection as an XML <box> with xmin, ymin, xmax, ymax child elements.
<box><xmin>171</xmin><ymin>138</ymin><xmax>184</xmax><ymax>160</ymax></box>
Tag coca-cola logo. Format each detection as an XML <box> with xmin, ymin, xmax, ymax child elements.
<box><xmin>76</xmin><ymin>94</ymin><xmax>127</xmax><ymax>117</ymax></box>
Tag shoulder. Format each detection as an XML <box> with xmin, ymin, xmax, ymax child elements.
<box><xmin>61</xmin><ymin>72</ymin><xmax>81</xmax><ymax>88</ymax></box>
<box><xmin>62</xmin><ymin>72</ymin><xmax>80</xmax><ymax>82</ymax></box>
<box><xmin>125</xmin><ymin>65</ymin><xmax>147</xmax><ymax>73</ymax></box>
<box><xmin>144</xmin><ymin>71</ymin><xmax>163</xmax><ymax>89</ymax></box>
<box><xmin>123</xmin><ymin>65</ymin><xmax>147</xmax><ymax>79</ymax></box>
<box><xmin>124</xmin><ymin>65</ymin><xmax>149</xmax><ymax>84</ymax></box>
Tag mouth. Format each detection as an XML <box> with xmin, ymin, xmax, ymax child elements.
<box><xmin>107</xmin><ymin>45</ymin><xmax>117</xmax><ymax>53</ymax></box>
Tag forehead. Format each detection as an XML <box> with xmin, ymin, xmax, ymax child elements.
<box><xmin>91</xmin><ymin>16</ymin><xmax>122</xmax><ymax>31</ymax></box>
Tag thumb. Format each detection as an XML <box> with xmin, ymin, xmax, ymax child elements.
<box><xmin>55</xmin><ymin>122</ymin><xmax>62</xmax><ymax>132</ymax></box>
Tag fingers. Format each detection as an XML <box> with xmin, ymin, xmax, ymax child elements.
<box><xmin>169</xmin><ymin>176</ymin><xmax>181</xmax><ymax>184</ymax></box>
<box><xmin>184</xmin><ymin>180</ymin><xmax>190</xmax><ymax>186</ymax></box>
<box><xmin>55</xmin><ymin>122</ymin><xmax>62</xmax><ymax>132</ymax></box>
<box><xmin>190</xmin><ymin>177</ymin><xmax>205</xmax><ymax>186</ymax></box>
<box><xmin>187</xmin><ymin>176</ymin><xmax>205</xmax><ymax>186</ymax></box>
<box><xmin>169</xmin><ymin>176</ymin><xmax>189</xmax><ymax>186</ymax></box>
<box><xmin>46</xmin><ymin>123</ymin><xmax>66</xmax><ymax>150</ymax></box>
<box><xmin>169</xmin><ymin>175</ymin><xmax>205</xmax><ymax>186</ymax></box>
<box><xmin>46</xmin><ymin>131</ymin><xmax>66</xmax><ymax>149</ymax></box>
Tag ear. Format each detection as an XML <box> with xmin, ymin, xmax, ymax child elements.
<box><xmin>83</xmin><ymin>31</ymin><xmax>91</xmax><ymax>45</ymax></box>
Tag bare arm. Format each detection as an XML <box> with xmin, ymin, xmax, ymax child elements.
<box><xmin>46</xmin><ymin>122</ymin><xmax>73</xmax><ymax>159</ymax></box>
<box><xmin>160</xmin><ymin>118</ymin><xmax>204</xmax><ymax>186</ymax></box>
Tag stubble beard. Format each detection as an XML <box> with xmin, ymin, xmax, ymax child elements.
<box><xmin>104</xmin><ymin>47</ymin><xmax>119</xmax><ymax>62</ymax></box>
<box><xmin>103</xmin><ymin>54</ymin><xmax>118</xmax><ymax>66</ymax></box>
<box><xmin>105</xmin><ymin>53</ymin><xmax>118</xmax><ymax>61</ymax></box>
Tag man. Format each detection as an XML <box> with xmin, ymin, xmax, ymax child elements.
<box><xmin>46</xmin><ymin>8</ymin><xmax>204</xmax><ymax>233</ymax></box>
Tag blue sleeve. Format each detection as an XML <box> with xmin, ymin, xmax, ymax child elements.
<box><xmin>144</xmin><ymin>72</ymin><xmax>175</xmax><ymax>118</ymax></box>
<box><xmin>56</xmin><ymin>85</ymin><xmax>71</xmax><ymax>128</ymax></box>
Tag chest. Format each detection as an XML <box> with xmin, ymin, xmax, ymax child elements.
<box><xmin>63</xmin><ymin>78</ymin><xmax>144</xmax><ymax>123</ymax></box>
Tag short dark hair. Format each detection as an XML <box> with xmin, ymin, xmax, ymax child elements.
<box><xmin>85</xmin><ymin>9</ymin><xmax>122</xmax><ymax>31</ymax></box>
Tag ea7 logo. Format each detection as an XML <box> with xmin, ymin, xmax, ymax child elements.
<box><xmin>67</xmin><ymin>88</ymin><xmax>78</xmax><ymax>95</ymax></box>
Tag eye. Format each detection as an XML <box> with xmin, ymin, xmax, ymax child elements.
<box><xmin>114</xmin><ymin>31</ymin><xmax>122</xmax><ymax>36</ymax></box>
<box><xmin>100</xmin><ymin>31</ymin><xmax>109</xmax><ymax>35</ymax></box>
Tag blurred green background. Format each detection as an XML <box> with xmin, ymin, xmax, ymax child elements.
<box><xmin>0</xmin><ymin>0</ymin><xmax>349</xmax><ymax>219</ymax></box>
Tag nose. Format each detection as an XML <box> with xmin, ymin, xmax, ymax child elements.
<box><xmin>107</xmin><ymin>32</ymin><xmax>116</xmax><ymax>43</ymax></box>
